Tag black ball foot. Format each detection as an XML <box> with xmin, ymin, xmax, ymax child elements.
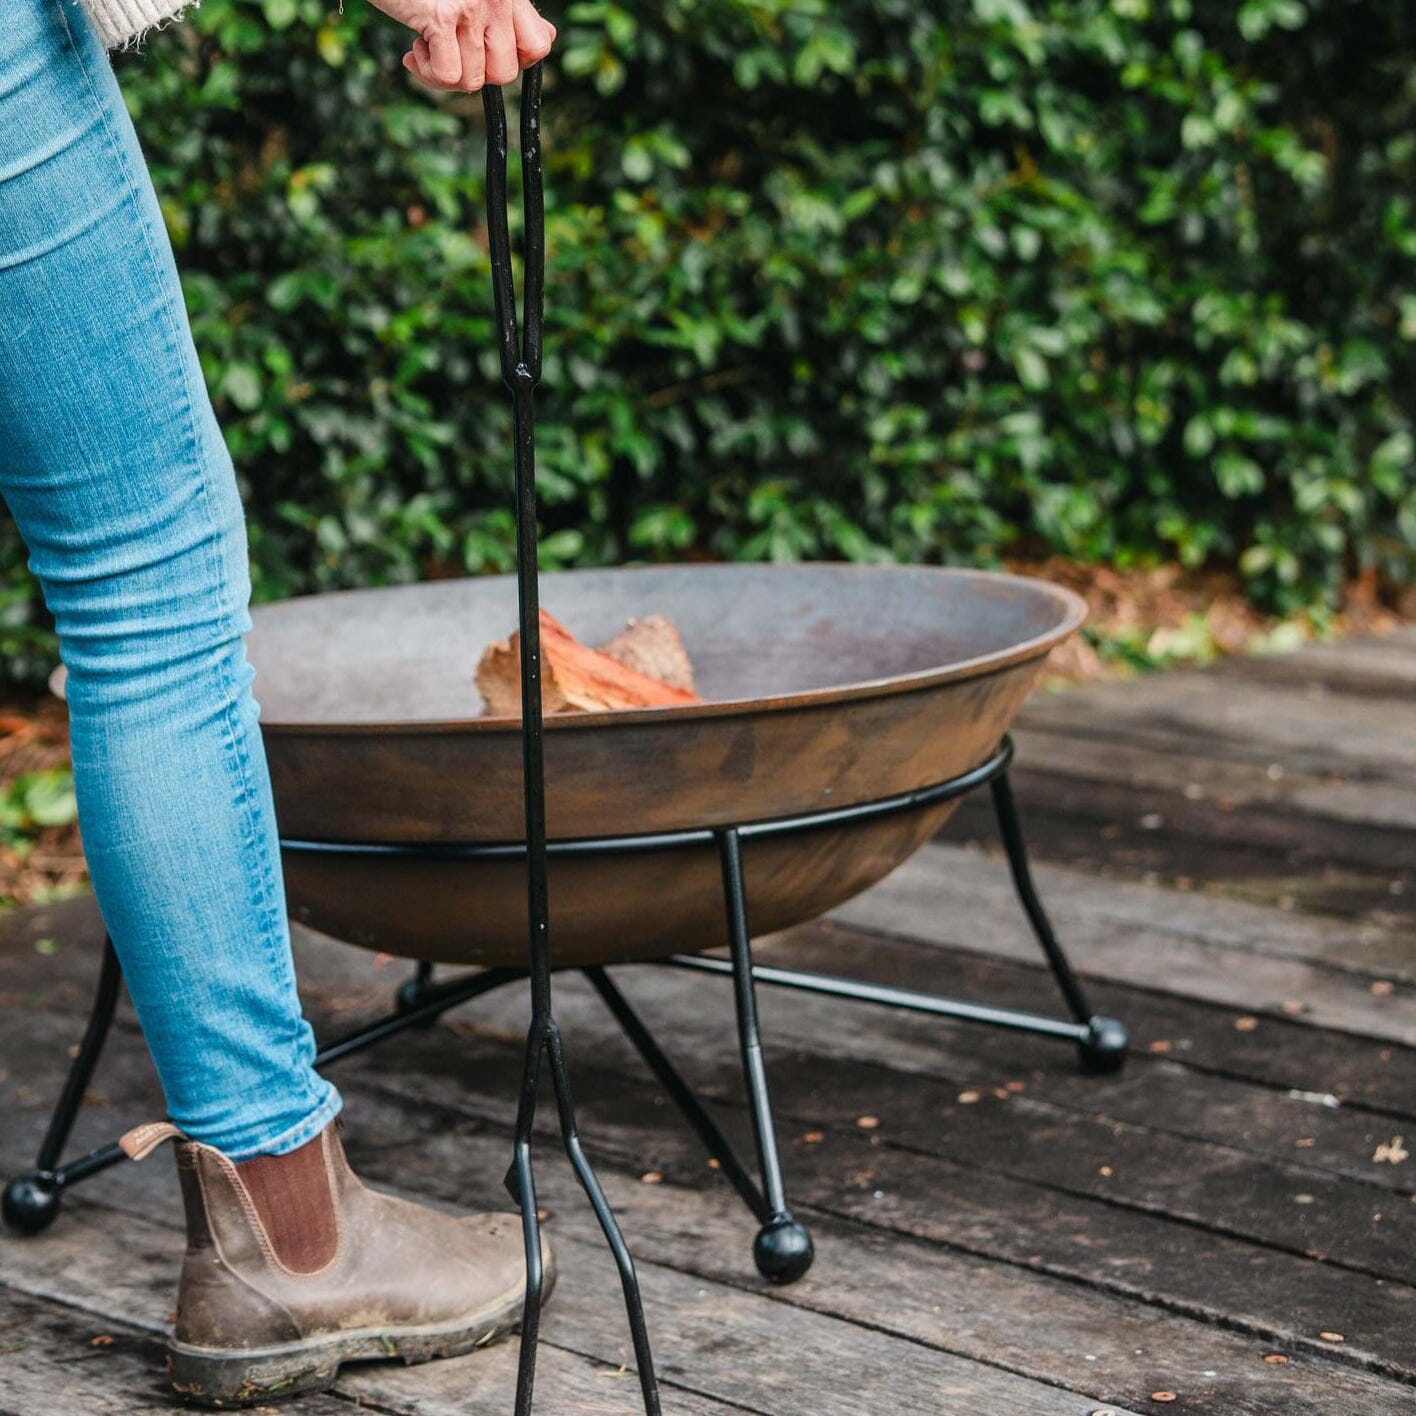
<box><xmin>1078</xmin><ymin>1016</ymin><xmax>1128</xmax><ymax>1075</ymax></box>
<box><xmin>394</xmin><ymin>978</ymin><xmax>439</xmax><ymax>1027</ymax></box>
<box><xmin>3</xmin><ymin>1171</ymin><xmax>62</xmax><ymax>1235</ymax></box>
<box><xmin>754</xmin><ymin>1215</ymin><xmax>814</xmax><ymax>1285</ymax></box>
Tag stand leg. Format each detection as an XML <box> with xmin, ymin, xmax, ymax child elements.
<box><xmin>394</xmin><ymin>961</ymin><xmax>438</xmax><ymax>1026</ymax></box>
<box><xmin>717</xmin><ymin>828</ymin><xmax>815</xmax><ymax>1284</ymax></box>
<box><xmin>3</xmin><ymin>935</ymin><xmax>122</xmax><ymax>1234</ymax></box>
<box><xmin>989</xmin><ymin>769</ymin><xmax>1127</xmax><ymax>1074</ymax></box>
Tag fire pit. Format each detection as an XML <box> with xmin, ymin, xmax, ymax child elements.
<box><xmin>253</xmin><ymin>562</ymin><xmax>1083</xmax><ymax>965</ymax></box>
<box><xmin>6</xmin><ymin>561</ymin><xmax>1128</xmax><ymax>1282</ymax></box>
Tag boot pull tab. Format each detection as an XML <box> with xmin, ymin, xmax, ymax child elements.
<box><xmin>119</xmin><ymin>1120</ymin><xmax>183</xmax><ymax>1161</ymax></box>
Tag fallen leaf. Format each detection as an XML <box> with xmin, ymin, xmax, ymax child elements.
<box><xmin>1373</xmin><ymin>1136</ymin><xmax>1409</xmax><ymax>1165</ymax></box>
<box><xmin>1288</xmin><ymin>1089</ymin><xmax>1340</xmax><ymax>1109</ymax></box>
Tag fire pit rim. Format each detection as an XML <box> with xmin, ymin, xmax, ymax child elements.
<box><xmin>250</xmin><ymin>563</ymin><xmax>1086</xmax><ymax>738</ymax></box>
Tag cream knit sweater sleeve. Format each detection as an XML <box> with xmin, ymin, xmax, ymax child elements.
<box><xmin>78</xmin><ymin>0</ymin><xmax>195</xmax><ymax>49</ymax></box>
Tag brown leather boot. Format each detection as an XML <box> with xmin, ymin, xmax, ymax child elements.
<box><xmin>121</xmin><ymin>1119</ymin><xmax>551</xmax><ymax>1407</ymax></box>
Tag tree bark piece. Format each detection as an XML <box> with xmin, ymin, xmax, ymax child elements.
<box><xmin>475</xmin><ymin>609</ymin><xmax>702</xmax><ymax>716</ymax></box>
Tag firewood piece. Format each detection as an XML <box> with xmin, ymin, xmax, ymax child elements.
<box><xmin>475</xmin><ymin>609</ymin><xmax>702</xmax><ymax>716</ymax></box>
<box><xmin>598</xmin><ymin>615</ymin><xmax>697</xmax><ymax>695</ymax></box>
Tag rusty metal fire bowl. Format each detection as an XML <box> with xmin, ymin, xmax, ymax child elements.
<box><xmin>250</xmin><ymin>563</ymin><xmax>1084</xmax><ymax>968</ymax></box>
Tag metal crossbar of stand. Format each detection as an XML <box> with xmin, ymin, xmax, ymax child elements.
<box><xmin>0</xmin><ymin>67</ymin><xmax>1129</xmax><ymax>1416</ymax></box>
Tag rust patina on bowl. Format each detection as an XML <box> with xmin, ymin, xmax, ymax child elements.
<box><xmin>244</xmin><ymin>564</ymin><xmax>1084</xmax><ymax>968</ymax></box>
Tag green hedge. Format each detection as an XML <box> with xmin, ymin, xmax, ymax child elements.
<box><xmin>2</xmin><ymin>0</ymin><xmax>1413</xmax><ymax>682</ymax></box>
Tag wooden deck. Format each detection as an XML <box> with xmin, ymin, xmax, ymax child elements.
<box><xmin>2</xmin><ymin>627</ymin><xmax>1414</xmax><ymax>1413</ymax></box>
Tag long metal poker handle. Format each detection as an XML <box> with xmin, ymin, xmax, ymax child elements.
<box><xmin>482</xmin><ymin>72</ymin><xmax>661</xmax><ymax>1416</ymax></box>
<box><xmin>483</xmin><ymin>72</ymin><xmax>551</xmax><ymax>1021</ymax></box>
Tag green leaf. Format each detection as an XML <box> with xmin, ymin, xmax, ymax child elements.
<box><xmin>222</xmin><ymin>364</ymin><xmax>262</xmax><ymax>412</ymax></box>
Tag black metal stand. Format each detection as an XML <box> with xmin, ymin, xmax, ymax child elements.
<box><xmin>0</xmin><ymin>938</ymin><xmax>123</xmax><ymax>1230</ymax></box>
<box><xmin>3</xmin><ymin>739</ymin><xmax>1126</xmax><ymax>1293</ymax></box>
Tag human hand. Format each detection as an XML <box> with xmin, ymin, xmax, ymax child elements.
<box><xmin>365</xmin><ymin>0</ymin><xmax>556</xmax><ymax>93</ymax></box>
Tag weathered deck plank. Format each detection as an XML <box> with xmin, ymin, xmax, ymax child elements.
<box><xmin>1022</xmin><ymin>671</ymin><xmax>1416</xmax><ymax>780</ymax></box>
<box><xmin>833</xmin><ymin>844</ymin><xmax>1416</xmax><ymax>1042</ymax></box>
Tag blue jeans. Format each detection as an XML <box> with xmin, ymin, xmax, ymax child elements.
<box><xmin>0</xmin><ymin>0</ymin><xmax>341</xmax><ymax>1158</ymax></box>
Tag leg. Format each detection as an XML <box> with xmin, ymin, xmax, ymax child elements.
<box><xmin>397</xmin><ymin>960</ymin><xmax>437</xmax><ymax>1009</ymax></box>
<box><xmin>1</xmin><ymin>17</ymin><xmax>555</xmax><ymax>1405</ymax></box>
<box><xmin>0</xmin><ymin>0</ymin><xmax>339</xmax><ymax>1159</ymax></box>
<box><xmin>717</xmin><ymin>828</ymin><xmax>815</xmax><ymax>1283</ymax></box>
<box><xmin>2</xmin><ymin>935</ymin><xmax>122</xmax><ymax>1233</ymax></box>
<box><xmin>989</xmin><ymin>769</ymin><xmax>1128</xmax><ymax>1074</ymax></box>
<box><xmin>395</xmin><ymin>960</ymin><xmax>439</xmax><ymax>1024</ymax></box>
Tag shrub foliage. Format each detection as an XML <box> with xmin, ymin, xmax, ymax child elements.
<box><xmin>2</xmin><ymin>0</ymin><xmax>1412</xmax><ymax>680</ymax></box>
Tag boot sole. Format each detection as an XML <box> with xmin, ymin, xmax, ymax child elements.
<box><xmin>167</xmin><ymin>1255</ymin><xmax>556</xmax><ymax>1407</ymax></box>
